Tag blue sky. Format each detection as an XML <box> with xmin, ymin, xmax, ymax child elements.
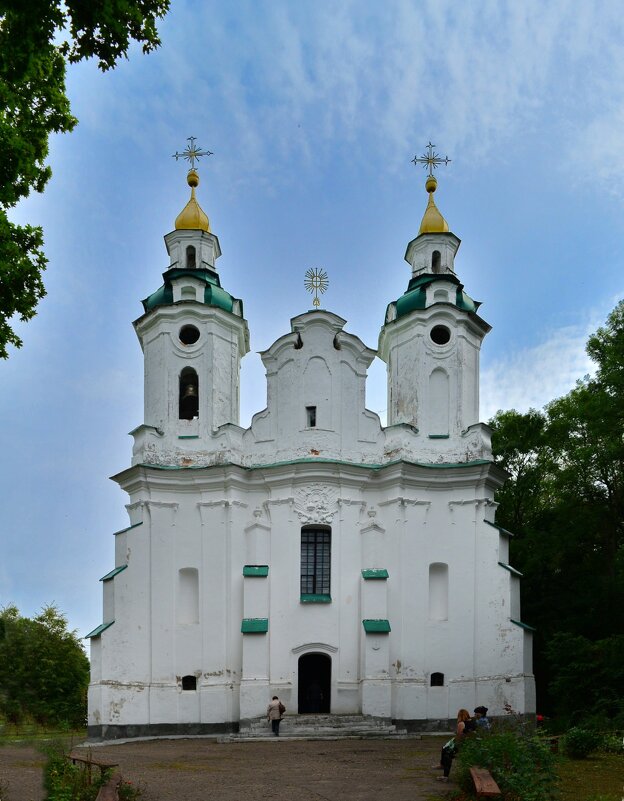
<box><xmin>1</xmin><ymin>0</ymin><xmax>623</xmax><ymax>639</ymax></box>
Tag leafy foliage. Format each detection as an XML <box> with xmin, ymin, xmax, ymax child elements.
<box><xmin>545</xmin><ymin>634</ymin><xmax>624</xmax><ymax>728</ymax></box>
<box><xmin>42</xmin><ymin>740</ymin><xmax>143</xmax><ymax>801</ymax></box>
<box><xmin>0</xmin><ymin>0</ymin><xmax>170</xmax><ymax>357</ymax></box>
<box><xmin>43</xmin><ymin>741</ymin><xmax>106</xmax><ymax>801</ymax></box>
<box><xmin>562</xmin><ymin>727</ymin><xmax>602</xmax><ymax>759</ymax></box>
<box><xmin>454</xmin><ymin>731</ymin><xmax>559</xmax><ymax>801</ymax></box>
<box><xmin>490</xmin><ymin>300</ymin><xmax>624</xmax><ymax>723</ymax></box>
<box><xmin>0</xmin><ymin>605</ymin><xmax>89</xmax><ymax>727</ymax></box>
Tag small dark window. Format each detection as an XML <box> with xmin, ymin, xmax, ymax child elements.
<box><xmin>186</xmin><ymin>245</ymin><xmax>196</xmax><ymax>269</ymax></box>
<box><xmin>301</xmin><ymin>527</ymin><xmax>331</xmax><ymax>595</ymax></box>
<box><xmin>179</xmin><ymin>325</ymin><xmax>200</xmax><ymax>345</ymax></box>
<box><xmin>182</xmin><ymin>675</ymin><xmax>197</xmax><ymax>691</ymax></box>
<box><xmin>432</xmin><ymin>250</ymin><xmax>441</xmax><ymax>272</ymax></box>
<box><xmin>430</xmin><ymin>325</ymin><xmax>451</xmax><ymax>345</ymax></box>
<box><xmin>431</xmin><ymin>672</ymin><xmax>444</xmax><ymax>687</ymax></box>
<box><xmin>306</xmin><ymin>406</ymin><xmax>317</xmax><ymax>427</ymax></box>
<box><xmin>179</xmin><ymin>367</ymin><xmax>199</xmax><ymax>419</ymax></box>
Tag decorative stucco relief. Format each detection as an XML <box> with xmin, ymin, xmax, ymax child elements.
<box><xmin>293</xmin><ymin>484</ymin><xmax>338</xmax><ymax>524</ymax></box>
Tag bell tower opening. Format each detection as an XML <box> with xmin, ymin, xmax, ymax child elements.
<box><xmin>298</xmin><ymin>652</ymin><xmax>331</xmax><ymax>713</ymax></box>
<box><xmin>179</xmin><ymin>367</ymin><xmax>199</xmax><ymax>419</ymax></box>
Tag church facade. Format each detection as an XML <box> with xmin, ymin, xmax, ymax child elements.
<box><xmin>87</xmin><ymin>159</ymin><xmax>535</xmax><ymax>739</ymax></box>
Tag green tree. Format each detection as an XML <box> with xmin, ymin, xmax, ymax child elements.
<box><xmin>489</xmin><ymin>300</ymin><xmax>624</xmax><ymax>720</ymax></box>
<box><xmin>0</xmin><ymin>604</ymin><xmax>89</xmax><ymax>727</ymax></box>
<box><xmin>0</xmin><ymin>0</ymin><xmax>170</xmax><ymax>358</ymax></box>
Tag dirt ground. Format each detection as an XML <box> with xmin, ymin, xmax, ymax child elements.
<box><xmin>0</xmin><ymin>735</ymin><xmax>454</xmax><ymax>801</ymax></box>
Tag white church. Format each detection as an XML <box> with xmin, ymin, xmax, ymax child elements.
<box><xmin>87</xmin><ymin>145</ymin><xmax>535</xmax><ymax>739</ymax></box>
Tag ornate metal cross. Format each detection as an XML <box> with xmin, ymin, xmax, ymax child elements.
<box><xmin>412</xmin><ymin>142</ymin><xmax>451</xmax><ymax>176</ymax></box>
<box><xmin>304</xmin><ymin>268</ymin><xmax>329</xmax><ymax>308</ymax></box>
<box><xmin>172</xmin><ymin>136</ymin><xmax>213</xmax><ymax>170</ymax></box>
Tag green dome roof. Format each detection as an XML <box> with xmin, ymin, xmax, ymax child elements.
<box><xmin>389</xmin><ymin>274</ymin><xmax>481</xmax><ymax>321</ymax></box>
<box><xmin>142</xmin><ymin>268</ymin><xmax>242</xmax><ymax>316</ymax></box>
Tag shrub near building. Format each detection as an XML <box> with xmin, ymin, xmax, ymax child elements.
<box><xmin>454</xmin><ymin>731</ymin><xmax>559</xmax><ymax>801</ymax></box>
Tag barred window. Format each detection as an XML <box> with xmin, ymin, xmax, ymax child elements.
<box><xmin>300</xmin><ymin>526</ymin><xmax>331</xmax><ymax>596</ymax></box>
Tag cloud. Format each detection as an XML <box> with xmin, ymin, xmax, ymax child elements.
<box><xmin>480</xmin><ymin>321</ymin><xmax>597</xmax><ymax>421</ymax></box>
<box><xmin>60</xmin><ymin>0</ymin><xmax>624</xmax><ymax>195</ymax></box>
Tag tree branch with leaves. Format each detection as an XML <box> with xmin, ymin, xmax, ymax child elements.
<box><xmin>0</xmin><ymin>0</ymin><xmax>170</xmax><ymax>358</ymax></box>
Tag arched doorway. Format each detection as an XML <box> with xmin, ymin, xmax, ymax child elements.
<box><xmin>298</xmin><ymin>653</ymin><xmax>331</xmax><ymax>713</ymax></box>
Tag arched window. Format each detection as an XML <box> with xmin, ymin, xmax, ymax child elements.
<box><xmin>431</xmin><ymin>672</ymin><xmax>444</xmax><ymax>687</ymax></box>
<box><xmin>186</xmin><ymin>245</ymin><xmax>196</xmax><ymax>269</ymax></box>
<box><xmin>432</xmin><ymin>250</ymin><xmax>441</xmax><ymax>273</ymax></box>
<box><xmin>429</xmin><ymin>562</ymin><xmax>449</xmax><ymax>620</ymax></box>
<box><xmin>300</xmin><ymin>526</ymin><xmax>331</xmax><ymax>597</ymax></box>
<box><xmin>181</xmin><ymin>675</ymin><xmax>197</xmax><ymax>691</ymax></box>
<box><xmin>179</xmin><ymin>367</ymin><xmax>199</xmax><ymax>419</ymax></box>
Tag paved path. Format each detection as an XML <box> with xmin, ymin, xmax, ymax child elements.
<box><xmin>0</xmin><ymin>736</ymin><xmax>453</xmax><ymax>801</ymax></box>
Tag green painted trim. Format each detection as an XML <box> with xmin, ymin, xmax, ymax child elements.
<box><xmin>113</xmin><ymin>522</ymin><xmax>143</xmax><ymax>536</ymax></box>
<box><xmin>137</xmin><ymin>458</ymin><xmax>493</xmax><ymax>473</ymax></box>
<box><xmin>498</xmin><ymin>561</ymin><xmax>523</xmax><ymax>577</ymax></box>
<box><xmin>241</xmin><ymin>618</ymin><xmax>268</xmax><ymax>633</ymax></box>
<box><xmin>100</xmin><ymin>565</ymin><xmax>128</xmax><ymax>582</ymax></box>
<box><xmin>178</xmin><ymin>435</ymin><xmax>199</xmax><ymax>439</ymax></box>
<box><xmin>428</xmin><ymin>434</ymin><xmax>449</xmax><ymax>439</ymax></box>
<box><xmin>300</xmin><ymin>594</ymin><xmax>332</xmax><ymax>604</ymax></box>
<box><xmin>361</xmin><ymin>569</ymin><xmax>389</xmax><ymax>580</ymax></box>
<box><xmin>243</xmin><ymin>565</ymin><xmax>269</xmax><ymax>577</ymax></box>
<box><xmin>85</xmin><ymin>621</ymin><xmax>114</xmax><ymax>639</ymax></box>
<box><xmin>511</xmin><ymin>618</ymin><xmax>536</xmax><ymax>632</ymax></box>
<box><xmin>484</xmin><ymin>519</ymin><xmax>515</xmax><ymax>537</ymax></box>
<box><xmin>362</xmin><ymin>619</ymin><xmax>391</xmax><ymax>633</ymax></box>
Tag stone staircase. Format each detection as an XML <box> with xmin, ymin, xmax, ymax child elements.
<box><xmin>219</xmin><ymin>714</ymin><xmax>414</xmax><ymax>742</ymax></box>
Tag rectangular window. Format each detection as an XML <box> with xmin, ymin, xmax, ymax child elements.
<box><xmin>300</xmin><ymin>527</ymin><xmax>331</xmax><ymax>596</ymax></box>
<box><xmin>306</xmin><ymin>406</ymin><xmax>317</xmax><ymax>427</ymax></box>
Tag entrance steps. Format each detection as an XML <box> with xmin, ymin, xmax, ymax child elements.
<box><xmin>219</xmin><ymin>714</ymin><xmax>413</xmax><ymax>742</ymax></box>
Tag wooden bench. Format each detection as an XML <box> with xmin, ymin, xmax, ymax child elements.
<box><xmin>67</xmin><ymin>753</ymin><xmax>119</xmax><ymax>784</ymax></box>
<box><xmin>469</xmin><ymin>766</ymin><xmax>501</xmax><ymax>797</ymax></box>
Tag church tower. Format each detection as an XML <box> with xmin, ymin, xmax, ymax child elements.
<box><xmin>379</xmin><ymin>168</ymin><xmax>490</xmax><ymax>458</ymax></box>
<box><xmin>131</xmin><ymin>164</ymin><xmax>249</xmax><ymax>466</ymax></box>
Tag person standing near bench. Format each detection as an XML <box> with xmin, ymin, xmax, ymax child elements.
<box><xmin>267</xmin><ymin>695</ymin><xmax>285</xmax><ymax>736</ymax></box>
<box><xmin>435</xmin><ymin>708</ymin><xmax>474</xmax><ymax>782</ymax></box>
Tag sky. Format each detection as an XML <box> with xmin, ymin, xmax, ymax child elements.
<box><xmin>1</xmin><ymin>0</ymin><xmax>623</xmax><ymax>640</ymax></box>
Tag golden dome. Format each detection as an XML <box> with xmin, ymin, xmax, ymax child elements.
<box><xmin>418</xmin><ymin>175</ymin><xmax>449</xmax><ymax>235</ymax></box>
<box><xmin>175</xmin><ymin>169</ymin><xmax>210</xmax><ymax>232</ymax></box>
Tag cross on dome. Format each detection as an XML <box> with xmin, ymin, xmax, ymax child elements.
<box><xmin>172</xmin><ymin>136</ymin><xmax>213</xmax><ymax>171</ymax></box>
<box><xmin>172</xmin><ymin>136</ymin><xmax>212</xmax><ymax>232</ymax></box>
<box><xmin>411</xmin><ymin>142</ymin><xmax>451</xmax><ymax>177</ymax></box>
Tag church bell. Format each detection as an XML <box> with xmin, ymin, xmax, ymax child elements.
<box><xmin>179</xmin><ymin>382</ymin><xmax>199</xmax><ymax>419</ymax></box>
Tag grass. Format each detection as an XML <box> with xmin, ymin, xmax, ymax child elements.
<box><xmin>0</xmin><ymin>725</ymin><xmax>86</xmax><ymax>744</ymax></box>
<box><xmin>558</xmin><ymin>753</ymin><xmax>624</xmax><ymax>801</ymax></box>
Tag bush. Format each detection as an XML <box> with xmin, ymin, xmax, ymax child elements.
<box><xmin>41</xmin><ymin>741</ymin><xmax>143</xmax><ymax>801</ymax></box>
<box><xmin>42</xmin><ymin>742</ymin><xmax>105</xmax><ymax>801</ymax></box>
<box><xmin>455</xmin><ymin>731</ymin><xmax>559</xmax><ymax>801</ymax></box>
<box><xmin>563</xmin><ymin>727</ymin><xmax>602</xmax><ymax>759</ymax></box>
<box><xmin>600</xmin><ymin>733</ymin><xmax>624</xmax><ymax>754</ymax></box>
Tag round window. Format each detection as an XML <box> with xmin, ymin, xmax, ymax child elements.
<box><xmin>430</xmin><ymin>325</ymin><xmax>451</xmax><ymax>345</ymax></box>
<box><xmin>179</xmin><ymin>325</ymin><xmax>200</xmax><ymax>345</ymax></box>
